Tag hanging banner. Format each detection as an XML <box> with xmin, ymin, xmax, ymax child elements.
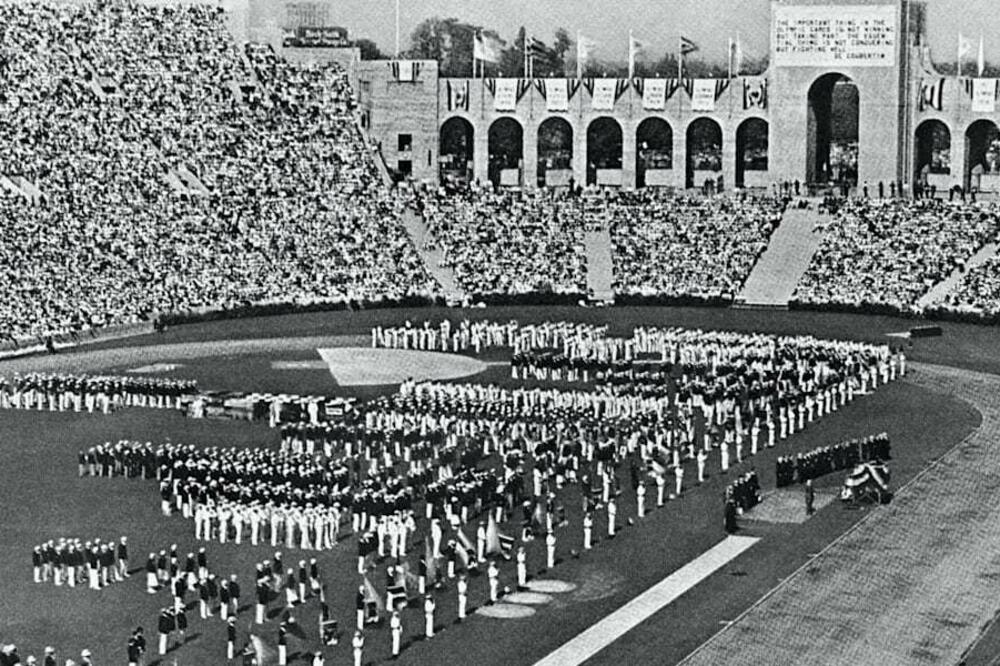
<box><xmin>493</xmin><ymin>79</ymin><xmax>518</xmax><ymax>111</ymax></box>
<box><xmin>742</xmin><ymin>77</ymin><xmax>768</xmax><ymax>110</ymax></box>
<box><xmin>591</xmin><ymin>79</ymin><xmax>618</xmax><ymax>111</ymax></box>
<box><xmin>547</xmin><ymin>79</ymin><xmax>569</xmax><ymax>112</ymax></box>
<box><xmin>919</xmin><ymin>78</ymin><xmax>945</xmax><ymax>111</ymax></box>
<box><xmin>690</xmin><ymin>79</ymin><xmax>716</xmax><ymax>112</ymax></box>
<box><xmin>643</xmin><ymin>79</ymin><xmax>667</xmax><ymax>110</ymax></box>
<box><xmin>972</xmin><ymin>79</ymin><xmax>998</xmax><ymax>113</ymax></box>
<box><xmin>447</xmin><ymin>80</ymin><xmax>469</xmax><ymax>111</ymax></box>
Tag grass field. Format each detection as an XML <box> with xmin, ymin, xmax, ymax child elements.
<box><xmin>0</xmin><ymin>306</ymin><xmax>994</xmax><ymax>666</ymax></box>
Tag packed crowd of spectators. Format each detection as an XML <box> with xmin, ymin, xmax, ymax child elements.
<box><xmin>610</xmin><ymin>191</ymin><xmax>784</xmax><ymax>299</ymax></box>
<box><xmin>0</xmin><ymin>1</ymin><xmax>435</xmax><ymax>344</ymax></box>
<box><xmin>936</xmin><ymin>239</ymin><xmax>1000</xmax><ymax>317</ymax></box>
<box><xmin>795</xmin><ymin>199</ymin><xmax>1000</xmax><ymax>313</ymax></box>
<box><xmin>416</xmin><ymin>187</ymin><xmax>589</xmax><ymax>296</ymax></box>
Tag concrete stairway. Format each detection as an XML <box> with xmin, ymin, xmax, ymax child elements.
<box><xmin>736</xmin><ymin>205</ymin><xmax>825</xmax><ymax>307</ymax></box>
<box><xmin>401</xmin><ymin>208</ymin><xmax>465</xmax><ymax>301</ymax></box>
<box><xmin>918</xmin><ymin>242</ymin><xmax>999</xmax><ymax>309</ymax></box>
<box><xmin>584</xmin><ymin>229</ymin><xmax>616</xmax><ymax>302</ymax></box>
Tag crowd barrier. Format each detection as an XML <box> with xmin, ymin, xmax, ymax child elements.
<box><xmin>789</xmin><ymin>299</ymin><xmax>1000</xmax><ymax>326</ymax></box>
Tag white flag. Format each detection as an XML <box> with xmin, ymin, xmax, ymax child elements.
<box><xmin>474</xmin><ymin>33</ymin><xmax>502</xmax><ymax>63</ymax></box>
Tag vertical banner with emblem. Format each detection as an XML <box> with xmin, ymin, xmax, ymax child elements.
<box><xmin>742</xmin><ymin>77</ymin><xmax>768</xmax><ymax>110</ymax></box>
<box><xmin>447</xmin><ymin>80</ymin><xmax>469</xmax><ymax>111</ymax></box>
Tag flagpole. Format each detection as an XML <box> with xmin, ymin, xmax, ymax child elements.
<box><xmin>394</xmin><ymin>0</ymin><xmax>400</xmax><ymax>58</ymax></box>
<box><xmin>628</xmin><ymin>29</ymin><xmax>634</xmax><ymax>81</ymax></box>
<box><xmin>577</xmin><ymin>30</ymin><xmax>583</xmax><ymax>80</ymax></box>
<box><xmin>958</xmin><ymin>32</ymin><xmax>962</xmax><ymax>79</ymax></box>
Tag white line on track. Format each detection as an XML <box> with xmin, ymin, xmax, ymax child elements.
<box><xmin>534</xmin><ymin>536</ymin><xmax>760</xmax><ymax>666</ymax></box>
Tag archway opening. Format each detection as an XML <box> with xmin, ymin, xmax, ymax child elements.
<box><xmin>807</xmin><ymin>73</ymin><xmax>859</xmax><ymax>186</ymax></box>
<box><xmin>965</xmin><ymin>119</ymin><xmax>1000</xmax><ymax>192</ymax></box>
<box><xmin>685</xmin><ymin>117</ymin><xmax>723</xmax><ymax>190</ymax></box>
<box><xmin>537</xmin><ymin>117</ymin><xmax>574</xmax><ymax>188</ymax></box>
<box><xmin>636</xmin><ymin>118</ymin><xmax>673</xmax><ymax>188</ymax></box>
<box><xmin>488</xmin><ymin>117</ymin><xmax>524</xmax><ymax>188</ymax></box>
<box><xmin>586</xmin><ymin>117</ymin><xmax>623</xmax><ymax>186</ymax></box>
<box><xmin>736</xmin><ymin>118</ymin><xmax>769</xmax><ymax>189</ymax></box>
<box><xmin>439</xmin><ymin>117</ymin><xmax>474</xmax><ymax>190</ymax></box>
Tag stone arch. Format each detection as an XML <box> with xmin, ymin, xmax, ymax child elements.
<box><xmin>807</xmin><ymin>72</ymin><xmax>859</xmax><ymax>185</ymax></box>
<box><xmin>586</xmin><ymin>117</ymin><xmax>623</xmax><ymax>186</ymax></box>
<box><xmin>488</xmin><ymin>117</ymin><xmax>524</xmax><ymax>188</ymax></box>
<box><xmin>537</xmin><ymin>117</ymin><xmax>574</xmax><ymax>188</ymax></box>
<box><xmin>736</xmin><ymin>117</ymin><xmax>769</xmax><ymax>188</ymax></box>
<box><xmin>686</xmin><ymin>117</ymin><xmax>723</xmax><ymax>190</ymax></box>
<box><xmin>439</xmin><ymin>116</ymin><xmax>474</xmax><ymax>188</ymax></box>
<box><xmin>636</xmin><ymin>117</ymin><xmax>673</xmax><ymax>188</ymax></box>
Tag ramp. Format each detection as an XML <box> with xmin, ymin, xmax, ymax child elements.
<box><xmin>401</xmin><ymin>208</ymin><xmax>464</xmax><ymax>301</ymax></box>
<box><xmin>584</xmin><ymin>229</ymin><xmax>615</xmax><ymax>302</ymax></box>
<box><xmin>737</xmin><ymin>205</ymin><xmax>824</xmax><ymax>307</ymax></box>
<box><xmin>917</xmin><ymin>242</ymin><xmax>998</xmax><ymax>309</ymax></box>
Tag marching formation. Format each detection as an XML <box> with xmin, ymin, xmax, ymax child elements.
<box><xmin>58</xmin><ymin>319</ymin><xmax>903</xmax><ymax>663</ymax></box>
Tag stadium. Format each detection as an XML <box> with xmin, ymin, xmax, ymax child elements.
<box><xmin>2</xmin><ymin>0</ymin><xmax>1000</xmax><ymax>665</ymax></box>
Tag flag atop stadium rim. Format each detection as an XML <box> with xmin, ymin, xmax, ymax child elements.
<box><xmin>680</xmin><ymin>36</ymin><xmax>699</xmax><ymax>55</ymax></box>
<box><xmin>474</xmin><ymin>32</ymin><xmax>502</xmax><ymax>63</ymax></box>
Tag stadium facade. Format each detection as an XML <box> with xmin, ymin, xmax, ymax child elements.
<box><xmin>206</xmin><ymin>0</ymin><xmax>996</xmax><ymax>194</ymax></box>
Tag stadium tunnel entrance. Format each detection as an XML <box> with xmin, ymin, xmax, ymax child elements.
<box><xmin>636</xmin><ymin>118</ymin><xmax>673</xmax><ymax>188</ymax></box>
<box><xmin>537</xmin><ymin>117</ymin><xmax>574</xmax><ymax>188</ymax></box>
<box><xmin>736</xmin><ymin>118</ymin><xmax>769</xmax><ymax>189</ymax></box>
<box><xmin>914</xmin><ymin>119</ymin><xmax>951</xmax><ymax>189</ymax></box>
<box><xmin>686</xmin><ymin>117</ymin><xmax>723</xmax><ymax>190</ymax></box>
<box><xmin>488</xmin><ymin>117</ymin><xmax>524</xmax><ymax>188</ymax></box>
<box><xmin>439</xmin><ymin>117</ymin><xmax>474</xmax><ymax>189</ymax></box>
<box><xmin>587</xmin><ymin>117</ymin><xmax>623</xmax><ymax>186</ymax></box>
<box><xmin>807</xmin><ymin>73</ymin><xmax>859</xmax><ymax>187</ymax></box>
<box><xmin>965</xmin><ymin>119</ymin><xmax>1000</xmax><ymax>193</ymax></box>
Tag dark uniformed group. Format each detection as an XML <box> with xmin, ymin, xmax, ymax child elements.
<box><xmin>724</xmin><ymin>471</ymin><xmax>763</xmax><ymax>522</ymax></box>
<box><xmin>775</xmin><ymin>433</ymin><xmax>892</xmax><ymax>487</ymax></box>
<box><xmin>31</xmin><ymin>536</ymin><xmax>129</xmax><ymax>590</ymax></box>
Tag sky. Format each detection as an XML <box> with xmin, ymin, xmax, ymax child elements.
<box><xmin>326</xmin><ymin>0</ymin><xmax>1000</xmax><ymax>65</ymax></box>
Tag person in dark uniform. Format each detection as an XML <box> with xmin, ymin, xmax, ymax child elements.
<box><xmin>227</xmin><ymin>616</ymin><xmax>238</xmax><ymax>661</ymax></box>
<box><xmin>157</xmin><ymin>608</ymin><xmax>173</xmax><ymax>655</ymax></box>
<box><xmin>724</xmin><ymin>498</ymin><xmax>738</xmax><ymax>534</ymax></box>
<box><xmin>805</xmin><ymin>479</ymin><xmax>815</xmax><ymax>516</ymax></box>
<box><xmin>174</xmin><ymin>606</ymin><xmax>188</xmax><ymax>648</ymax></box>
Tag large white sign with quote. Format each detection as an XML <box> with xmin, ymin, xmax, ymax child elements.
<box><xmin>772</xmin><ymin>5</ymin><xmax>896</xmax><ymax>68</ymax></box>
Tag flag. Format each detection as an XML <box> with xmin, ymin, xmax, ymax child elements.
<box><xmin>978</xmin><ymin>35</ymin><xmax>986</xmax><ymax>77</ymax></box>
<box><xmin>577</xmin><ymin>32</ymin><xmax>597</xmax><ymax>78</ymax></box>
<box><xmin>628</xmin><ymin>31</ymin><xmax>644</xmax><ymax>80</ymax></box>
<box><xmin>362</xmin><ymin>574</ymin><xmax>385</xmax><ymax>613</ymax></box>
<box><xmin>423</xmin><ymin>539</ymin><xmax>438</xmax><ymax>582</ymax></box>
<box><xmin>919</xmin><ymin>78</ymin><xmax>944</xmax><ymax>111</ymax></box>
<box><xmin>680</xmin><ymin>36</ymin><xmax>699</xmax><ymax>56</ymax></box>
<box><xmin>249</xmin><ymin>633</ymin><xmax>277</xmax><ymax>665</ymax></box>
<box><xmin>728</xmin><ymin>35</ymin><xmax>744</xmax><ymax>78</ymax></box>
<box><xmin>485</xmin><ymin>513</ymin><xmax>514</xmax><ymax>559</ymax></box>
<box><xmin>958</xmin><ymin>32</ymin><xmax>973</xmax><ymax>77</ymax></box>
<box><xmin>527</xmin><ymin>36</ymin><xmax>547</xmax><ymax>57</ymax></box>
<box><xmin>474</xmin><ymin>32</ymin><xmax>502</xmax><ymax>63</ymax></box>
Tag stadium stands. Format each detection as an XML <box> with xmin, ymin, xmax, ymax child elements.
<box><xmin>0</xmin><ymin>1</ymin><xmax>436</xmax><ymax>345</ymax></box>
